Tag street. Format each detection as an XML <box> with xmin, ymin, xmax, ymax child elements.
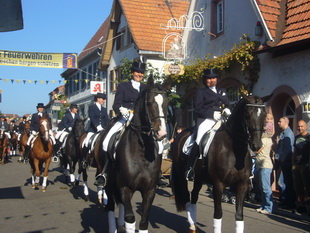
<box><xmin>0</xmin><ymin>156</ymin><xmax>309</xmax><ymax>233</ymax></box>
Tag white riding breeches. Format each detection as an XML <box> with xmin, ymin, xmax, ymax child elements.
<box><xmin>195</xmin><ymin>118</ymin><xmax>216</xmax><ymax>145</ymax></box>
<box><xmin>26</xmin><ymin>130</ymin><xmax>56</xmax><ymax>146</ymax></box>
<box><xmin>102</xmin><ymin>117</ymin><xmax>127</xmax><ymax>152</ymax></box>
<box><xmin>55</xmin><ymin>129</ymin><xmax>65</xmax><ymax>140</ymax></box>
<box><xmin>82</xmin><ymin>132</ymin><xmax>94</xmax><ymax>148</ymax></box>
<box><xmin>5</xmin><ymin>132</ymin><xmax>11</xmax><ymax>139</ymax></box>
<box><xmin>59</xmin><ymin>131</ymin><xmax>69</xmax><ymax>143</ymax></box>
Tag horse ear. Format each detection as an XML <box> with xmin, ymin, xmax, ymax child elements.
<box><xmin>147</xmin><ymin>73</ymin><xmax>155</xmax><ymax>88</ymax></box>
<box><xmin>260</xmin><ymin>93</ymin><xmax>273</xmax><ymax>103</ymax></box>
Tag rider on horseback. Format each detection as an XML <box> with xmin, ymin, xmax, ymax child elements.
<box><xmin>94</xmin><ymin>61</ymin><xmax>147</xmax><ymax>187</ymax></box>
<box><xmin>0</xmin><ymin>116</ymin><xmax>11</xmax><ymax>141</ymax></box>
<box><xmin>18</xmin><ymin>116</ymin><xmax>27</xmax><ymax>141</ymax></box>
<box><xmin>185</xmin><ymin>68</ymin><xmax>231</xmax><ymax>181</ymax></box>
<box><xmin>55</xmin><ymin>103</ymin><xmax>80</xmax><ymax>155</ymax></box>
<box><xmin>23</xmin><ymin>103</ymin><xmax>57</xmax><ymax>161</ymax></box>
<box><xmin>81</xmin><ymin>93</ymin><xmax>109</xmax><ymax>168</ymax></box>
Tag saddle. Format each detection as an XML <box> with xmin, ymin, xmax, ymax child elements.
<box><xmin>182</xmin><ymin>120</ymin><xmax>222</xmax><ymax>158</ymax></box>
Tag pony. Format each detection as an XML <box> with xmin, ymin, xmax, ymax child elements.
<box><xmin>61</xmin><ymin>119</ymin><xmax>91</xmax><ymax>199</ymax></box>
<box><xmin>102</xmin><ymin>76</ymin><xmax>171</xmax><ymax>233</ymax></box>
<box><xmin>0</xmin><ymin>130</ymin><xmax>9</xmax><ymax>165</ymax></box>
<box><xmin>171</xmin><ymin>94</ymin><xmax>271</xmax><ymax>233</ymax></box>
<box><xmin>29</xmin><ymin>116</ymin><xmax>53</xmax><ymax>192</ymax></box>
<box><xmin>19</xmin><ymin>122</ymin><xmax>31</xmax><ymax>162</ymax></box>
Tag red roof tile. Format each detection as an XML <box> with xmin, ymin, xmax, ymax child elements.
<box><xmin>120</xmin><ymin>0</ymin><xmax>190</xmax><ymax>52</ymax></box>
<box><xmin>255</xmin><ymin>0</ymin><xmax>310</xmax><ymax>46</ymax></box>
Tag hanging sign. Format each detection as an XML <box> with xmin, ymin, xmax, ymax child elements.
<box><xmin>164</xmin><ymin>64</ymin><xmax>185</xmax><ymax>75</ymax></box>
<box><xmin>90</xmin><ymin>81</ymin><xmax>104</xmax><ymax>94</ymax></box>
<box><xmin>0</xmin><ymin>50</ymin><xmax>78</xmax><ymax>69</ymax></box>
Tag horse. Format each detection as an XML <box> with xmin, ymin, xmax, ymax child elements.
<box><xmin>61</xmin><ymin>119</ymin><xmax>92</xmax><ymax>199</ymax></box>
<box><xmin>19</xmin><ymin>122</ymin><xmax>31</xmax><ymax>162</ymax></box>
<box><xmin>29</xmin><ymin>116</ymin><xmax>53</xmax><ymax>192</ymax></box>
<box><xmin>10</xmin><ymin>130</ymin><xmax>18</xmax><ymax>157</ymax></box>
<box><xmin>171</xmin><ymin>94</ymin><xmax>271</xmax><ymax>233</ymax></box>
<box><xmin>102</xmin><ymin>75</ymin><xmax>171</xmax><ymax>233</ymax></box>
<box><xmin>0</xmin><ymin>130</ymin><xmax>9</xmax><ymax>165</ymax></box>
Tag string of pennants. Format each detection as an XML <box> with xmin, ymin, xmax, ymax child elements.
<box><xmin>0</xmin><ymin>78</ymin><xmax>94</xmax><ymax>85</ymax></box>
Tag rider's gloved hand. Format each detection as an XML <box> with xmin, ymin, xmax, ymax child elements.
<box><xmin>213</xmin><ymin>111</ymin><xmax>221</xmax><ymax>121</ymax></box>
<box><xmin>68</xmin><ymin>127</ymin><xmax>72</xmax><ymax>132</ymax></box>
<box><xmin>97</xmin><ymin>125</ymin><xmax>104</xmax><ymax>132</ymax></box>
<box><xmin>119</xmin><ymin>107</ymin><xmax>130</xmax><ymax>118</ymax></box>
<box><xmin>222</xmin><ymin>108</ymin><xmax>231</xmax><ymax>117</ymax></box>
<box><xmin>31</xmin><ymin>130</ymin><xmax>37</xmax><ymax>136</ymax></box>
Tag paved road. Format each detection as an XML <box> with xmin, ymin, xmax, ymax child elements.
<box><xmin>0</xmin><ymin>156</ymin><xmax>309</xmax><ymax>233</ymax></box>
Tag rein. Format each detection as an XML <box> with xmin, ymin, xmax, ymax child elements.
<box><xmin>131</xmin><ymin>90</ymin><xmax>167</xmax><ymax>140</ymax></box>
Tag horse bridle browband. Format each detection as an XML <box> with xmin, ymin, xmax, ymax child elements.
<box><xmin>245</xmin><ymin>103</ymin><xmax>266</xmax><ymax>134</ymax></box>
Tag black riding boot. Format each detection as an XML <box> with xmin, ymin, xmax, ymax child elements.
<box><xmin>94</xmin><ymin>151</ymin><xmax>109</xmax><ymax>187</ymax></box>
<box><xmin>185</xmin><ymin>142</ymin><xmax>200</xmax><ymax>181</ymax></box>
<box><xmin>24</xmin><ymin>145</ymin><xmax>31</xmax><ymax>162</ymax></box>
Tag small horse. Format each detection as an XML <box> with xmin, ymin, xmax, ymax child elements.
<box><xmin>19</xmin><ymin>122</ymin><xmax>31</xmax><ymax>162</ymax></box>
<box><xmin>0</xmin><ymin>130</ymin><xmax>9</xmax><ymax>165</ymax></box>
<box><xmin>61</xmin><ymin>119</ymin><xmax>91</xmax><ymax>199</ymax></box>
<box><xmin>10</xmin><ymin>130</ymin><xmax>18</xmax><ymax>156</ymax></box>
<box><xmin>29</xmin><ymin>116</ymin><xmax>53</xmax><ymax>192</ymax></box>
<box><xmin>103</xmin><ymin>76</ymin><xmax>171</xmax><ymax>233</ymax></box>
<box><xmin>171</xmin><ymin>95</ymin><xmax>270</xmax><ymax>233</ymax></box>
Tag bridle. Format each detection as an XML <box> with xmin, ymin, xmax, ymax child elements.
<box><xmin>131</xmin><ymin>89</ymin><xmax>168</xmax><ymax>140</ymax></box>
<box><xmin>245</xmin><ymin>103</ymin><xmax>266</xmax><ymax>134</ymax></box>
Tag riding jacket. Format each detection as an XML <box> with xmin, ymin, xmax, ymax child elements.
<box><xmin>194</xmin><ymin>86</ymin><xmax>230</xmax><ymax>120</ymax></box>
<box><xmin>0</xmin><ymin>121</ymin><xmax>9</xmax><ymax>132</ymax></box>
<box><xmin>18</xmin><ymin>121</ymin><xmax>27</xmax><ymax>134</ymax></box>
<box><xmin>30</xmin><ymin>112</ymin><xmax>51</xmax><ymax>132</ymax></box>
<box><xmin>59</xmin><ymin>110</ymin><xmax>80</xmax><ymax>131</ymax></box>
<box><xmin>88</xmin><ymin>104</ymin><xmax>109</xmax><ymax>133</ymax></box>
<box><xmin>113</xmin><ymin>81</ymin><xmax>146</xmax><ymax>115</ymax></box>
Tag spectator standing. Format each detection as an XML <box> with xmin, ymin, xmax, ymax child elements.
<box><xmin>292</xmin><ymin>120</ymin><xmax>310</xmax><ymax>213</ymax></box>
<box><xmin>274</xmin><ymin>116</ymin><xmax>296</xmax><ymax>209</ymax></box>
<box><xmin>255</xmin><ymin>113</ymin><xmax>275</xmax><ymax>214</ymax></box>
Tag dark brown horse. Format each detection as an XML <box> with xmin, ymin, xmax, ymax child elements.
<box><xmin>29</xmin><ymin>116</ymin><xmax>53</xmax><ymax>192</ymax></box>
<box><xmin>0</xmin><ymin>130</ymin><xmax>9</xmax><ymax>165</ymax></box>
<box><xmin>19</xmin><ymin>122</ymin><xmax>31</xmax><ymax>162</ymax></box>
<box><xmin>10</xmin><ymin>131</ymin><xmax>18</xmax><ymax>156</ymax></box>
<box><xmin>103</xmin><ymin>76</ymin><xmax>171</xmax><ymax>232</ymax></box>
<box><xmin>171</xmin><ymin>95</ymin><xmax>270</xmax><ymax>233</ymax></box>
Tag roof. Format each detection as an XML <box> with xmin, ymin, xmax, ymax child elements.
<box><xmin>120</xmin><ymin>0</ymin><xmax>190</xmax><ymax>52</ymax></box>
<box><xmin>78</xmin><ymin>15</ymin><xmax>111</xmax><ymax>61</ymax></box>
<box><xmin>254</xmin><ymin>0</ymin><xmax>310</xmax><ymax>46</ymax></box>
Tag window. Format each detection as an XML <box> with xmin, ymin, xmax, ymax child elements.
<box><xmin>217</xmin><ymin>1</ymin><xmax>224</xmax><ymax>33</ymax></box>
<box><xmin>116</xmin><ymin>26</ymin><xmax>132</xmax><ymax>51</ymax></box>
<box><xmin>81</xmin><ymin>69</ymin><xmax>86</xmax><ymax>90</ymax></box>
<box><xmin>76</xmin><ymin>73</ymin><xmax>80</xmax><ymax>92</ymax></box>
<box><xmin>87</xmin><ymin>65</ymin><xmax>92</xmax><ymax>88</ymax></box>
<box><xmin>211</xmin><ymin>0</ymin><xmax>224</xmax><ymax>37</ymax></box>
<box><xmin>226</xmin><ymin>86</ymin><xmax>240</xmax><ymax>104</ymax></box>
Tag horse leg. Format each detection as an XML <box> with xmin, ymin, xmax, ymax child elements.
<box><xmin>33</xmin><ymin>159</ymin><xmax>41</xmax><ymax>190</ymax></box>
<box><xmin>82</xmin><ymin>168</ymin><xmax>89</xmax><ymax>201</ymax></box>
<box><xmin>234</xmin><ymin>181</ymin><xmax>249</xmax><ymax>233</ymax></box>
<box><xmin>186</xmin><ymin>180</ymin><xmax>203</xmax><ymax>233</ymax></box>
<box><xmin>138</xmin><ymin>187</ymin><xmax>157</xmax><ymax>232</ymax></box>
<box><xmin>41</xmin><ymin>157</ymin><xmax>52</xmax><ymax>192</ymax></box>
<box><xmin>212</xmin><ymin>181</ymin><xmax>224</xmax><ymax>233</ymax></box>
<box><xmin>120</xmin><ymin>187</ymin><xmax>135</xmax><ymax>233</ymax></box>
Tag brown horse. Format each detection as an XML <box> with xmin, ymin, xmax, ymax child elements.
<box><xmin>10</xmin><ymin>131</ymin><xmax>18</xmax><ymax>157</ymax></box>
<box><xmin>19</xmin><ymin>122</ymin><xmax>31</xmax><ymax>162</ymax></box>
<box><xmin>29</xmin><ymin>116</ymin><xmax>53</xmax><ymax>192</ymax></box>
<box><xmin>0</xmin><ymin>130</ymin><xmax>9</xmax><ymax>165</ymax></box>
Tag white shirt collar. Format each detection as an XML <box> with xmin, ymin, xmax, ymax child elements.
<box><xmin>209</xmin><ymin>86</ymin><xmax>217</xmax><ymax>93</ymax></box>
<box><xmin>131</xmin><ymin>80</ymin><xmax>141</xmax><ymax>92</ymax></box>
<box><xmin>95</xmin><ymin>102</ymin><xmax>102</xmax><ymax>110</ymax></box>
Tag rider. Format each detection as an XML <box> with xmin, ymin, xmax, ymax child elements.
<box><xmin>81</xmin><ymin>93</ymin><xmax>109</xmax><ymax>168</ymax></box>
<box><xmin>0</xmin><ymin>116</ymin><xmax>11</xmax><ymax>141</ymax></box>
<box><xmin>185</xmin><ymin>68</ymin><xmax>231</xmax><ymax>181</ymax></box>
<box><xmin>94</xmin><ymin>61</ymin><xmax>147</xmax><ymax>187</ymax></box>
<box><xmin>55</xmin><ymin>103</ymin><xmax>80</xmax><ymax>151</ymax></box>
<box><xmin>18</xmin><ymin>116</ymin><xmax>28</xmax><ymax>141</ymax></box>
<box><xmin>23</xmin><ymin>103</ymin><xmax>57</xmax><ymax>161</ymax></box>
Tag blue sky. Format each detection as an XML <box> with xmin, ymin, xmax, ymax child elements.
<box><xmin>0</xmin><ymin>0</ymin><xmax>112</xmax><ymax>116</ymax></box>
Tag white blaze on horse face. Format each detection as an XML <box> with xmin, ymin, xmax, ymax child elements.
<box><xmin>41</xmin><ymin>120</ymin><xmax>49</xmax><ymax>139</ymax></box>
<box><xmin>257</xmin><ymin>108</ymin><xmax>262</xmax><ymax>117</ymax></box>
<box><xmin>154</xmin><ymin>94</ymin><xmax>167</xmax><ymax>138</ymax></box>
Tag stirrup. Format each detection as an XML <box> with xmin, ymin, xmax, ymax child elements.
<box><xmin>185</xmin><ymin>168</ymin><xmax>195</xmax><ymax>181</ymax></box>
<box><xmin>94</xmin><ymin>173</ymin><xmax>107</xmax><ymax>187</ymax></box>
<box><xmin>52</xmin><ymin>156</ymin><xmax>59</xmax><ymax>163</ymax></box>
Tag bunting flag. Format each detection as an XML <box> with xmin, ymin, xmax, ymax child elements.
<box><xmin>0</xmin><ymin>50</ymin><xmax>78</xmax><ymax>69</ymax></box>
<box><xmin>0</xmin><ymin>78</ymin><xmax>91</xmax><ymax>85</ymax></box>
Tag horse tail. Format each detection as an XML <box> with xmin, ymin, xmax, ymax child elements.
<box><xmin>171</xmin><ymin>130</ymin><xmax>191</xmax><ymax>212</ymax></box>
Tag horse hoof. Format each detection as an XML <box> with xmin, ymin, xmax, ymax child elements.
<box><xmin>74</xmin><ymin>180</ymin><xmax>79</xmax><ymax>186</ymax></box>
<box><xmin>34</xmin><ymin>184</ymin><xmax>39</xmax><ymax>190</ymax></box>
<box><xmin>85</xmin><ymin>196</ymin><xmax>89</xmax><ymax>202</ymax></box>
<box><xmin>42</xmin><ymin>187</ymin><xmax>47</xmax><ymax>192</ymax></box>
<box><xmin>189</xmin><ymin>229</ymin><xmax>197</xmax><ymax>233</ymax></box>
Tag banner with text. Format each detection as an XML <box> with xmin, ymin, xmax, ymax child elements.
<box><xmin>0</xmin><ymin>50</ymin><xmax>78</xmax><ymax>69</ymax></box>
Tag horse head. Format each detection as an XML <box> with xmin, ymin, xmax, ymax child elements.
<box><xmin>39</xmin><ymin>116</ymin><xmax>50</xmax><ymax>142</ymax></box>
<box><xmin>72</xmin><ymin>118</ymin><xmax>86</xmax><ymax>139</ymax></box>
<box><xmin>132</xmin><ymin>75</ymin><xmax>171</xmax><ymax>141</ymax></box>
<box><xmin>25</xmin><ymin>122</ymin><xmax>31</xmax><ymax>136</ymax></box>
<box><xmin>243</xmin><ymin>94</ymin><xmax>271</xmax><ymax>152</ymax></box>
